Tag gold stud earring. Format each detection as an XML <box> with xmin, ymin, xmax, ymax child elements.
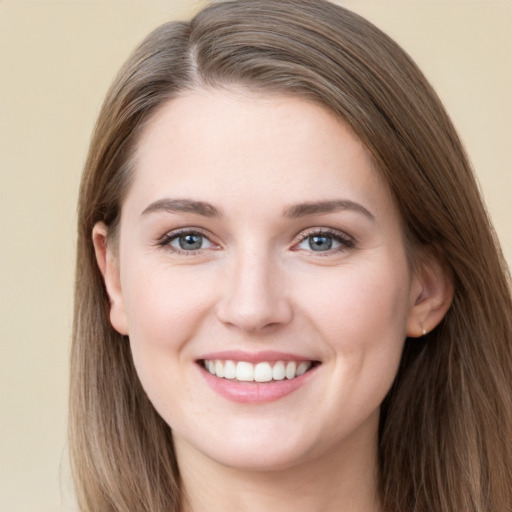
<box><xmin>422</xmin><ymin>327</ymin><xmax>427</xmax><ymax>336</ymax></box>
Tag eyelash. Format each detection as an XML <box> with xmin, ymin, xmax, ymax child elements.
<box><xmin>291</xmin><ymin>227</ymin><xmax>355</xmax><ymax>255</ymax></box>
<box><xmin>156</xmin><ymin>228</ymin><xmax>218</xmax><ymax>255</ymax></box>
<box><xmin>156</xmin><ymin>227</ymin><xmax>355</xmax><ymax>255</ymax></box>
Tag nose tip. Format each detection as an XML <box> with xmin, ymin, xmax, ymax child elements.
<box><xmin>217</xmin><ymin>295</ymin><xmax>292</xmax><ymax>332</ymax></box>
<box><xmin>216</xmin><ymin>260</ymin><xmax>293</xmax><ymax>333</ymax></box>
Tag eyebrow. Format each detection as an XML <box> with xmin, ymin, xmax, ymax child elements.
<box><xmin>283</xmin><ymin>199</ymin><xmax>375</xmax><ymax>221</ymax></box>
<box><xmin>141</xmin><ymin>198</ymin><xmax>223</xmax><ymax>218</ymax></box>
<box><xmin>141</xmin><ymin>197</ymin><xmax>374</xmax><ymax>221</ymax></box>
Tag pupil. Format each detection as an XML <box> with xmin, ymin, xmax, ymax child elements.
<box><xmin>309</xmin><ymin>235</ymin><xmax>332</xmax><ymax>251</ymax></box>
<box><xmin>179</xmin><ymin>234</ymin><xmax>202</xmax><ymax>250</ymax></box>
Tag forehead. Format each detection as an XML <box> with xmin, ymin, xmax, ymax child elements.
<box><xmin>126</xmin><ymin>87</ymin><xmax>393</xmax><ymax>217</ymax></box>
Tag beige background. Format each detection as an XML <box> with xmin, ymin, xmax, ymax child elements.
<box><xmin>0</xmin><ymin>1</ymin><xmax>510</xmax><ymax>511</ymax></box>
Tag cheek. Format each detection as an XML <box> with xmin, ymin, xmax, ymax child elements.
<box><xmin>123</xmin><ymin>260</ymin><xmax>212</xmax><ymax>333</ymax></box>
<box><xmin>298</xmin><ymin>257</ymin><xmax>411</xmax><ymax>392</ymax></box>
<box><xmin>119</xmin><ymin>261</ymin><xmax>217</xmax><ymax>378</ymax></box>
<box><xmin>296</xmin><ymin>261</ymin><xmax>412</xmax><ymax>347</ymax></box>
<box><xmin>119</xmin><ymin>261</ymin><xmax>221</xmax><ymax>425</ymax></box>
<box><xmin>296</xmin><ymin>261</ymin><xmax>411</xmax><ymax>426</ymax></box>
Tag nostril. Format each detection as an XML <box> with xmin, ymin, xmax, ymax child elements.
<box><xmin>216</xmin><ymin>297</ymin><xmax>293</xmax><ymax>332</ymax></box>
<box><xmin>215</xmin><ymin>257</ymin><xmax>293</xmax><ymax>331</ymax></box>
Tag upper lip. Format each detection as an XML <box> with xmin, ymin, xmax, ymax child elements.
<box><xmin>197</xmin><ymin>350</ymin><xmax>318</xmax><ymax>364</ymax></box>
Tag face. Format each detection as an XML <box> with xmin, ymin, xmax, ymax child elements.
<box><xmin>97</xmin><ymin>88</ymin><xmax>429</xmax><ymax>473</ymax></box>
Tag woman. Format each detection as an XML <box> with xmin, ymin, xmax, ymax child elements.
<box><xmin>70</xmin><ymin>1</ymin><xmax>512</xmax><ymax>511</ymax></box>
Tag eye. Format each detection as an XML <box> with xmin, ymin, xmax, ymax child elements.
<box><xmin>158</xmin><ymin>229</ymin><xmax>218</xmax><ymax>254</ymax></box>
<box><xmin>172</xmin><ymin>233</ymin><xmax>205</xmax><ymax>251</ymax></box>
<box><xmin>293</xmin><ymin>229</ymin><xmax>354</xmax><ymax>253</ymax></box>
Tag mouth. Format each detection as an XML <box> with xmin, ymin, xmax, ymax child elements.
<box><xmin>197</xmin><ymin>351</ymin><xmax>321</xmax><ymax>403</ymax></box>
<box><xmin>200</xmin><ymin>359</ymin><xmax>319</xmax><ymax>383</ymax></box>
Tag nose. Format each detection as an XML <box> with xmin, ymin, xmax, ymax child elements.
<box><xmin>216</xmin><ymin>248</ymin><xmax>293</xmax><ymax>333</ymax></box>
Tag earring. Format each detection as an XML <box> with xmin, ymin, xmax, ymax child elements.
<box><xmin>422</xmin><ymin>326</ymin><xmax>427</xmax><ymax>336</ymax></box>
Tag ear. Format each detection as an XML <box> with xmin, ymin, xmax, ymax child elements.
<box><xmin>406</xmin><ymin>249</ymin><xmax>454</xmax><ymax>338</ymax></box>
<box><xmin>92</xmin><ymin>222</ymin><xmax>129</xmax><ymax>335</ymax></box>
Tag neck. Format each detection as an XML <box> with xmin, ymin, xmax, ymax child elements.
<box><xmin>176</xmin><ymin>418</ymin><xmax>381</xmax><ymax>512</ymax></box>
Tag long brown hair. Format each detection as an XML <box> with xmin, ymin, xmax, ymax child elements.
<box><xmin>70</xmin><ymin>1</ymin><xmax>512</xmax><ymax>510</ymax></box>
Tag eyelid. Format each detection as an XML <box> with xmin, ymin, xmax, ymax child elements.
<box><xmin>155</xmin><ymin>226</ymin><xmax>355</xmax><ymax>255</ymax></box>
<box><xmin>156</xmin><ymin>227</ymin><xmax>221</xmax><ymax>253</ymax></box>
<box><xmin>291</xmin><ymin>227</ymin><xmax>355</xmax><ymax>252</ymax></box>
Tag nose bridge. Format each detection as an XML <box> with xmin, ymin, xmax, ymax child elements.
<box><xmin>217</xmin><ymin>243</ymin><xmax>292</xmax><ymax>332</ymax></box>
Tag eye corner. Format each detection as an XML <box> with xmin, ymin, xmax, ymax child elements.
<box><xmin>291</xmin><ymin>227</ymin><xmax>355</xmax><ymax>255</ymax></box>
<box><xmin>156</xmin><ymin>227</ymin><xmax>222</xmax><ymax>255</ymax></box>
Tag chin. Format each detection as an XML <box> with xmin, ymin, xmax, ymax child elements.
<box><xmin>173</xmin><ymin>419</ymin><xmax>321</xmax><ymax>473</ymax></box>
<box><xmin>204</xmin><ymin>443</ymin><xmax>314</xmax><ymax>473</ymax></box>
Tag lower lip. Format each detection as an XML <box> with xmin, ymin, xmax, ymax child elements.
<box><xmin>199</xmin><ymin>364</ymin><xmax>317</xmax><ymax>403</ymax></box>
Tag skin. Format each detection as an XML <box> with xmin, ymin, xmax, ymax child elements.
<box><xmin>94</xmin><ymin>88</ymin><xmax>452</xmax><ymax>512</ymax></box>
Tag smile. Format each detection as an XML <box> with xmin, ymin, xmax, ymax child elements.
<box><xmin>202</xmin><ymin>359</ymin><xmax>314</xmax><ymax>382</ymax></box>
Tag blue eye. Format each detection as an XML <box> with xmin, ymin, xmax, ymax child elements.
<box><xmin>159</xmin><ymin>230</ymin><xmax>217</xmax><ymax>253</ymax></box>
<box><xmin>295</xmin><ymin>230</ymin><xmax>353</xmax><ymax>253</ymax></box>
<box><xmin>306</xmin><ymin>234</ymin><xmax>335</xmax><ymax>251</ymax></box>
<box><xmin>173</xmin><ymin>233</ymin><xmax>204</xmax><ymax>251</ymax></box>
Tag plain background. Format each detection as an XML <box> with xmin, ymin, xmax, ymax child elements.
<box><xmin>0</xmin><ymin>1</ymin><xmax>510</xmax><ymax>511</ymax></box>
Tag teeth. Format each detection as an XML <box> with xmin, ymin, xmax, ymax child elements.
<box><xmin>224</xmin><ymin>360</ymin><xmax>236</xmax><ymax>379</ymax></box>
<box><xmin>215</xmin><ymin>360</ymin><xmax>224</xmax><ymax>378</ymax></box>
<box><xmin>204</xmin><ymin>359</ymin><xmax>313</xmax><ymax>382</ymax></box>
<box><xmin>236</xmin><ymin>361</ymin><xmax>254</xmax><ymax>381</ymax></box>
<box><xmin>296</xmin><ymin>362</ymin><xmax>310</xmax><ymax>376</ymax></box>
<box><xmin>254</xmin><ymin>362</ymin><xmax>273</xmax><ymax>382</ymax></box>
<box><xmin>272</xmin><ymin>361</ymin><xmax>285</xmax><ymax>381</ymax></box>
<box><xmin>285</xmin><ymin>361</ymin><xmax>297</xmax><ymax>380</ymax></box>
